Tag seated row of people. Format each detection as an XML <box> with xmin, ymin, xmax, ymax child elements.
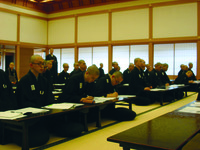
<box><xmin>0</xmin><ymin>55</ymin><xmax>136</xmax><ymax>148</ymax></box>
<box><xmin>114</xmin><ymin>58</ymin><xmax>197</xmax><ymax>105</ymax></box>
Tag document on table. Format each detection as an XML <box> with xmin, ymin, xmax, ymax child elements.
<box><xmin>118</xmin><ymin>95</ymin><xmax>136</xmax><ymax>98</ymax></box>
<box><xmin>0</xmin><ymin>111</ymin><xmax>25</xmax><ymax>120</ymax></box>
<box><xmin>150</xmin><ymin>88</ymin><xmax>166</xmax><ymax>91</ymax></box>
<box><xmin>53</xmin><ymin>83</ymin><xmax>65</xmax><ymax>86</ymax></box>
<box><xmin>178</xmin><ymin>106</ymin><xmax>200</xmax><ymax>114</ymax></box>
<box><xmin>189</xmin><ymin>102</ymin><xmax>200</xmax><ymax>107</ymax></box>
<box><xmin>93</xmin><ymin>97</ymin><xmax>116</xmax><ymax>103</ymax></box>
<box><xmin>43</xmin><ymin>103</ymin><xmax>84</xmax><ymax>109</ymax></box>
<box><xmin>14</xmin><ymin>107</ymin><xmax>50</xmax><ymax>114</ymax></box>
<box><xmin>193</xmin><ymin>81</ymin><xmax>200</xmax><ymax>83</ymax></box>
<box><xmin>169</xmin><ymin>84</ymin><xmax>185</xmax><ymax>87</ymax></box>
<box><xmin>52</xmin><ymin>91</ymin><xmax>62</xmax><ymax>95</ymax></box>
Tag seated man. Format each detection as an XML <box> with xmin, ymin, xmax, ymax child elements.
<box><xmin>0</xmin><ymin>69</ymin><xmax>18</xmax><ymax>144</ymax></box>
<box><xmin>5</xmin><ymin>62</ymin><xmax>18</xmax><ymax>85</ymax></box>
<box><xmin>16</xmin><ymin>55</ymin><xmax>83</xmax><ymax>147</ymax></box>
<box><xmin>57</xmin><ymin>63</ymin><xmax>70</xmax><ymax>84</ymax></box>
<box><xmin>15</xmin><ymin>55</ymin><xmax>52</xmax><ymax>147</ymax></box>
<box><xmin>174</xmin><ymin>70</ymin><xmax>194</xmax><ymax>84</ymax></box>
<box><xmin>109</xmin><ymin>62</ymin><xmax>119</xmax><ymax>75</ymax></box>
<box><xmin>58</xmin><ymin>65</ymin><xmax>100</xmax><ymax>124</ymax></box>
<box><xmin>43</xmin><ymin>60</ymin><xmax>54</xmax><ymax>90</ymax></box>
<box><xmin>188</xmin><ymin>62</ymin><xmax>196</xmax><ymax>80</ymax></box>
<box><xmin>160</xmin><ymin>63</ymin><xmax>171</xmax><ymax>86</ymax></box>
<box><xmin>70</xmin><ymin>62</ymin><xmax>79</xmax><ymax>77</ymax></box>
<box><xmin>149</xmin><ymin>62</ymin><xmax>164</xmax><ymax>88</ymax></box>
<box><xmin>144</xmin><ymin>64</ymin><xmax>153</xmax><ymax>82</ymax></box>
<box><xmin>122</xmin><ymin>63</ymin><xmax>134</xmax><ymax>84</ymax></box>
<box><xmin>129</xmin><ymin>58</ymin><xmax>153</xmax><ymax>106</ymax></box>
<box><xmin>70</xmin><ymin>60</ymin><xmax>87</xmax><ymax>77</ymax></box>
<box><xmin>93</xmin><ymin>71</ymin><xmax>136</xmax><ymax>121</ymax></box>
<box><xmin>58</xmin><ymin>65</ymin><xmax>99</xmax><ymax>103</ymax></box>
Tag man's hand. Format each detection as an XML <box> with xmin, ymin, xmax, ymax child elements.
<box><xmin>107</xmin><ymin>92</ymin><xmax>118</xmax><ymax>97</ymax></box>
<box><xmin>144</xmin><ymin>87</ymin><xmax>150</xmax><ymax>91</ymax></box>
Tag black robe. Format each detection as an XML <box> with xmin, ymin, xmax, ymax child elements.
<box><xmin>16</xmin><ymin>70</ymin><xmax>54</xmax><ymax>108</ymax></box>
<box><xmin>57</xmin><ymin>70</ymin><xmax>70</xmax><ymax>84</ymax></box>
<box><xmin>58</xmin><ymin>72</ymin><xmax>95</xmax><ymax>103</ymax></box>
<box><xmin>0</xmin><ymin>69</ymin><xmax>17</xmax><ymax>111</ymax></box>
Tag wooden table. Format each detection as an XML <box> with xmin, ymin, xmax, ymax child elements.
<box><xmin>146</xmin><ymin>85</ymin><xmax>189</xmax><ymax>105</ymax></box>
<box><xmin>0</xmin><ymin>104</ymin><xmax>94</xmax><ymax>150</ymax></box>
<box><xmin>107</xmin><ymin>101</ymin><xmax>200</xmax><ymax>150</ymax></box>
<box><xmin>0</xmin><ymin>97</ymin><xmax>134</xmax><ymax>150</ymax></box>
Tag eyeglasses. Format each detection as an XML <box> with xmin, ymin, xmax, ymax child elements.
<box><xmin>32</xmin><ymin>62</ymin><xmax>45</xmax><ymax>67</ymax></box>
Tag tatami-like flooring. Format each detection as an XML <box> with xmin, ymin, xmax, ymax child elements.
<box><xmin>0</xmin><ymin>92</ymin><xmax>198</xmax><ymax>150</ymax></box>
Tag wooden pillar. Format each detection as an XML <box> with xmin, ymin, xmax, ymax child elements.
<box><xmin>75</xmin><ymin>15</ymin><xmax>78</xmax><ymax>62</ymax></box>
<box><xmin>149</xmin><ymin>4</ymin><xmax>153</xmax><ymax>67</ymax></box>
<box><xmin>18</xmin><ymin>47</ymin><xmax>33</xmax><ymax>79</ymax></box>
<box><xmin>197</xmin><ymin>2</ymin><xmax>200</xmax><ymax>79</ymax></box>
<box><xmin>15</xmin><ymin>45</ymin><xmax>20</xmax><ymax>79</ymax></box>
<box><xmin>108</xmin><ymin>11</ymin><xmax>112</xmax><ymax>72</ymax></box>
<box><xmin>197</xmin><ymin>41</ymin><xmax>200</xmax><ymax>79</ymax></box>
<box><xmin>149</xmin><ymin>42</ymin><xmax>153</xmax><ymax>67</ymax></box>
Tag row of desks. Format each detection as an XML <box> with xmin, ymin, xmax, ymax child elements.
<box><xmin>5</xmin><ymin>84</ymin><xmax>192</xmax><ymax>150</ymax></box>
<box><xmin>0</xmin><ymin>97</ymin><xmax>133</xmax><ymax>150</ymax></box>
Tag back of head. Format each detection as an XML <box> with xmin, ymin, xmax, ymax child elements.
<box><xmin>87</xmin><ymin>65</ymin><xmax>99</xmax><ymax>76</ymax></box>
<box><xmin>112</xmin><ymin>71</ymin><xmax>123</xmax><ymax>79</ymax></box>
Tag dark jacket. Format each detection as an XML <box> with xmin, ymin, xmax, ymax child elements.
<box><xmin>109</xmin><ymin>68</ymin><xmax>116</xmax><ymax>75</ymax></box>
<box><xmin>174</xmin><ymin>73</ymin><xmax>190</xmax><ymax>84</ymax></box>
<box><xmin>46</xmin><ymin>54</ymin><xmax>58</xmax><ymax>83</ymax></box>
<box><xmin>160</xmin><ymin>70</ymin><xmax>171</xmax><ymax>85</ymax></box>
<box><xmin>58</xmin><ymin>72</ymin><xmax>95</xmax><ymax>103</ymax></box>
<box><xmin>149</xmin><ymin>69</ymin><xmax>164</xmax><ymax>88</ymax></box>
<box><xmin>57</xmin><ymin>70</ymin><xmax>70</xmax><ymax>84</ymax></box>
<box><xmin>93</xmin><ymin>74</ymin><xmax>115</xmax><ymax>97</ymax></box>
<box><xmin>98</xmin><ymin>67</ymin><xmax>105</xmax><ymax>79</ymax></box>
<box><xmin>5</xmin><ymin>68</ymin><xmax>18</xmax><ymax>83</ymax></box>
<box><xmin>129</xmin><ymin>67</ymin><xmax>147</xmax><ymax>95</ymax></box>
<box><xmin>122</xmin><ymin>68</ymin><xmax>131</xmax><ymax>84</ymax></box>
<box><xmin>0</xmin><ymin>69</ymin><xmax>17</xmax><ymax>111</ymax></box>
<box><xmin>16</xmin><ymin>70</ymin><xmax>54</xmax><ymax>108</ymax></box>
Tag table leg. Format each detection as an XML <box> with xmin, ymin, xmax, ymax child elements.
<box><xmin>22</xmin><ymin>122</ymin><xmax>29</xmax><ymax>150</ymax></box>
<box><xmin>0</xmin><ymin>122</ymin><xmax>5</xmax><ymax>145</ymax></box>
<box><xmin>96</xmin><ymin>107</ymin><xmax>101</xmax><ymax>128</ymax></box>
<box><xmin>160</xmin><ymin>93</ymin><xmax>163</xmax><ymax>106</ymax></box>
<box><xmin>79</xmin><ymin>108</ymin><xmax>89</xmax><ymax>131</ymax></box>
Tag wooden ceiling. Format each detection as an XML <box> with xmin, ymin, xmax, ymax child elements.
<box><xmin>0</xmin><ymin>0</ymin><xmax>137</xmax><ymax>14</ymax></box>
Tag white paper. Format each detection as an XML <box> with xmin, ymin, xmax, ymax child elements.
<box><xmin>118</xmin><ymin>95</ymin><xmax>136</xmax><ymax>98</ymax></box>
<box><xmin>178</xmin><ymin>106</ymin><xmax>200</xmax><ymax>114</ymax></box>
<box><xmin>0</xmin><ymin>111</ymin><xmax>25</xmax><ymax>120</ymax></box>
<box><xmin>43</xmin><ymin>103</ymin><xmax>83</xmax><ymax>109</ymax></box>
<box><xmin>93</xmin><ymin>97</ymin><xmax>115</xmax><ymax>103</ymax></box>
<box><xmin>14</xmin><ymin>107</ymin><xmax>49</xmax><ymax>114</ymax></box>
<box><xmin>150</xmin><ymin>89</ymin><xmax>166</xmax><ymax>91</ymax></box>
<box><xmin>52</xmin><ymin>91</ymin><xmax>62</xmax><ymax>95</ymax></box>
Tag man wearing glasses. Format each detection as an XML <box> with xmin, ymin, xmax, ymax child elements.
<box><xmin>15</xmin><ymin>55</ymin><xmax>53</xmax><ymax>147</ymax></box>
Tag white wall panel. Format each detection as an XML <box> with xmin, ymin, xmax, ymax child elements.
<box><xmin>112</xmin><ymin>8</ymin><xmax>149</xmax><ymax>41</ymax></box>
<box><xmin>20</xmin><ymin>16</ymin><xmax>47</xmax><ymax>44</ymax></box>
<box><xmin>48</xmin><ymin>18</ymin><xmax>75</xmax><ymax>45</ymax></box>
<box><xmin>0</xmin><ymin>11</ymin><xmax>17</xmax><ymax>41</ymax></box>
<box><xmin>153</xmin><ymin>3</ymin><xmax>197</xmax><ymax>38</ymax></box>
<box><xmin>78</xmin><ymin>13</ymin><xmax>108</xmax><ymax>43</ymax></box>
